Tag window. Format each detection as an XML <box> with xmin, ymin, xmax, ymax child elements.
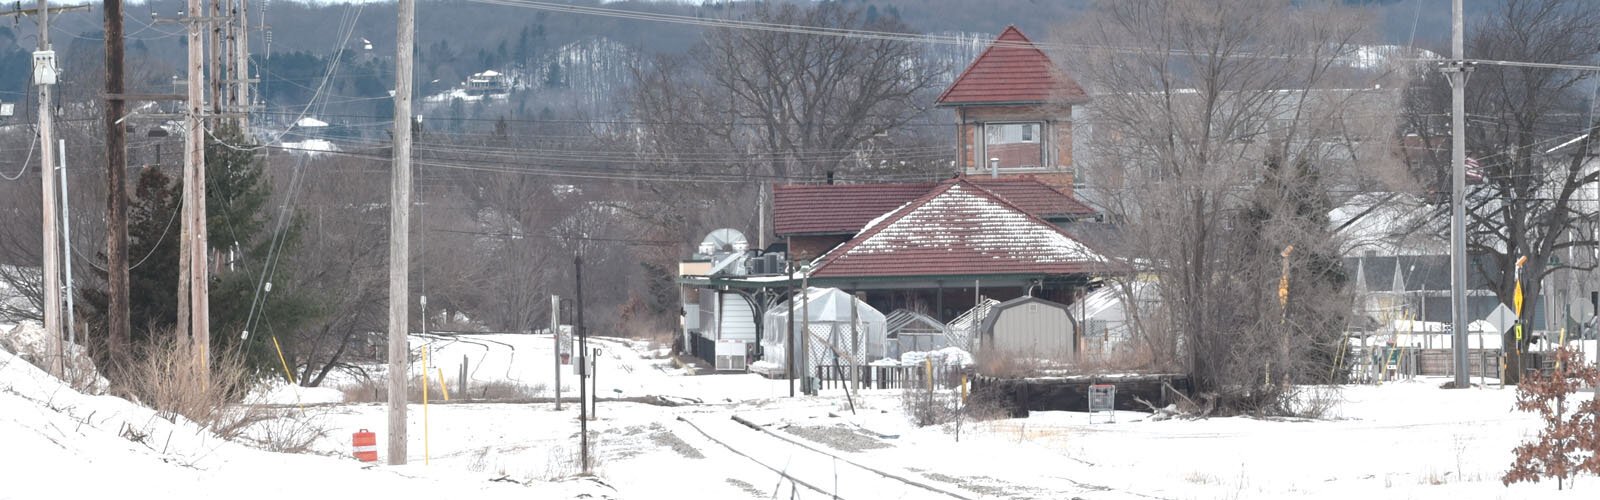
<box><xmin>982</xmin><ymin>122</ymin><xmax>1045</xmax><ymax>171</ymax></box>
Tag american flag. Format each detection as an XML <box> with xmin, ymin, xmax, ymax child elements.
<box><xmin>1465</xmin><ymin>156</ymin><xmax>1484</xmax><ymax>183</ymax></box>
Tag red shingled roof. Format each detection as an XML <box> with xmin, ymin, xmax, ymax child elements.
<box><xmin>773</xmin><ymin>177</ymin><xmax>1095</xmax><ymax>236</ymax></box>
<box><xmin>808</xmin><ymin>180</ymin><xmax>1106</xmax><ymax>279</ymax></box>
<box><xmin>936</xmin><ymin>26</ymin><xmax>1088</xmax><ymax>106</ymax></box>
<box><xmin>971</xmin><ymin>176</ymin><xmax>1097</xmax><ymax>218</ymax></box>
<box><xmin>773</xmin><ymin>183</ymin><xmax>934</xmax><ymax>236</ymax></box>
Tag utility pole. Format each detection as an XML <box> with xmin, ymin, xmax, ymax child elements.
<box><xmin>787</xmin><ymin>262</ymin><xmax>795</xmax><ymax>397</ymax></box>
<box><xmin>182</xmin><ymin>0</ymin><xmax>212</xmax><ymax>379</ymax></box>
<box><xmin>209</xmin><ymin>0</ymin><xmax>224</xmax><ymax>118</ymax></box>
<box><xmin>57</xmin><ymin>140</ymin><xmax>76</xmax><ymax>353</ymax></box>
<box><xmin>387</xmin><ymin>0</ymin><xmax>415</xmax><ymax>467</ymax></box>
<box><xmin>19</xmin><ymin>0</ymin><xmax>64</xmax><ymax>378</ymax></box>
<box><xmin>552</xmin><ymin>294</ymin><xmax>561</xmax><ymax>411</ymax></box>
<box><xmin>582</xmin><ymin>250</ymin><xmax>595</xmax><ymax>471</ymax></box>
<box><xmin>233</xmin><ymin>0</ymin><xmax>250</xmax><ymax>134</ymax></box>
<box><xmin>104</xmin><ymin>0</ymin><xmax>130</xmax><ymax>369</ymax></box>
<box><xmin>1444</xmin><ymin>0</ymin><xmax>1472</xmax><ymax>389</ymax></box>
<box><xmin>801</xmin><ymin>271</ymin><xmax>810</xmax><ymax>395</ymax></box>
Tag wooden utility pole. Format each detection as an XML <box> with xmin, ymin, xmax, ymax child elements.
<box><xmin>34</xmin><ymin>0</ymin><xmax>62</xmax><ymax>378</ymax></box>
<box><xmin>387</xmin><ymin>0</ymin><xmax>415</xmax><ymax>467</ymax></box>
<box><xmin>104</xmin><ymin>0</ymin><xmax>130</xmax><ymax>368</ymax></box>
<box><xmin>233</xmin><ymin>0</ymin><xmax>250</xmax><ymax>133</ymax></box>
<box><xmin>209</xmin><ymin>0</ymin><xmax>224</xmax><ymax>118</ymax></box>
<box><xmin>181</xmin><ymin>0</ymin><xmax>211</xmax><ymax>374</ymax></box>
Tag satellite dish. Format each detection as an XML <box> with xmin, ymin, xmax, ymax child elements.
<box><xmin>702</xmin><ymin>228</ymin><xmax>751</xmax><ymax>276</ymax></box>
<box><xmin>701</xmin><ymin>228</ymin><xmax>749</xmax><ymax>255</ymax></box>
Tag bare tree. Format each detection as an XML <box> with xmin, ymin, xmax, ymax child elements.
<box><xmin>1466</xmin><ymin>0</ymin><xmax>1600</xmax><ymax>383</ymax></box>
<box><xmin>1066</xmin><ymin>0</ymin><xmax>1396</xmax><ymax>413</ymax></box>
<box><xmin>692</xmin><ymin>3</ymin><xmax>943</xmax><ymax>180</ymax></box>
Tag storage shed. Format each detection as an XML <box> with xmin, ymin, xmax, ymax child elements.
<box><xmin>758</xmin><ymin>287</ymin><xmax>887</xmax><ymax>377</ymax></box>
<box><xmin>979</xmin><ymin>296</ymin><xmax>1077</xmax><ymax>363</ymax></box>
<box><xmin>695</xmin><ymin>289</ymin><xmax>759</xmax><ymax>371</ymax></box>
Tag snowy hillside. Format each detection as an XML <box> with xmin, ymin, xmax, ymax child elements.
<box><xmin>0</xmin><ymin>345</ymin><xmax>609</xmax><ymax>500</ymax></box>
<box><xmin>5</xmin><ymin>332</ymin><xmax>1600</xmax><ymax>499</ymax></box>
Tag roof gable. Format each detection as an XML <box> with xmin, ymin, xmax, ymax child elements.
<box><xmin>808</xmin><ymin>180</ymin><xmax>1106</xmax><ymax>279</ymax></box>
<box><xmin>936</xmin><ymin>26</ymin><xmax>1088</xmax><ymax>106</ymax></box>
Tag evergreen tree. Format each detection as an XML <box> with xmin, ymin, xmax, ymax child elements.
<box><xmin>82</xmin><ymin>125</ymin><xmax>316</xmax><ymax>372</ymax></box>
<box><xmin>544</xmin><ymin>59</ymin><xmax>566</xmax><ymax>88</ymax></box>
<box><xmin>202</xmin><ymin>125</ymin><xmax>317</xmax><ymax>368</ymax></box>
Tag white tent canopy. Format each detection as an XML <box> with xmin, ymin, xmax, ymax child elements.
<box><xmin>758</xmin><ymin>287</ymin><xmax>887</xmax><ymax>377</ymax></box>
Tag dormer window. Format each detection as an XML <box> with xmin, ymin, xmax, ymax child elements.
<box><xmin>983</xmin><ymin>122</ymin><xmax>1046</xmax><ymax>171</ymax></box>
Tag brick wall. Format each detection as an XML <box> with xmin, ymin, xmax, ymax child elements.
<box><xmin>952</xmin><ymin>104</ymin><xmax>1075</xmax><ymax>173</ymax></box>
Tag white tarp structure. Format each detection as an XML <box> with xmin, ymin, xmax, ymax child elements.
<box><xmin>758</xmin><ymin>287</ymin><xmax>887</xmax><ymax>378</ymax></box>
<box><xmin>1079</xmin><ymin>282</ymin><xmax>1157</xmax><ymax>356</ymax></box>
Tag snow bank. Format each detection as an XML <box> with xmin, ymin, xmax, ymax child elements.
<box><xmin>898</xmin><ymin>347</ymin><xmax>974</xmax><ymax>367</ymax></box>
<box><xmin>247</xmin><ymin>382</ymin><xmax>345</xmax><ymax>405</ymax></box>
<box><xmin>1</xmin><ymin>321</ymin><xmax>108</xmax><ymax>393</ymax></box>
<box><xmin>0</xmin><ymin>341</ymin><xmax>601</xmax><ymax>499</ymax></box>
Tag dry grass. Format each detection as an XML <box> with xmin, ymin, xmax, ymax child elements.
<box><xmin>117</xmin><ymin>333</ymin><xmax>264</xmax><ymax>438</ymax></box>
<box><xmin>337</xmin><ymin>375</ymin><xmax>545</xmax><ymax>403</ymax></box>
<box><xmin>1070</xmin><ymin>339</ymin><xmax>1180</xmax><ymax>374</ymax></box>
<box><xmin>973</xmin><ymin>350</ymin><xmax>1048</xmax><ymax>378</ymax></box>
<box><xmin>238</xmin><ymin>408</ymin><xmax>332</xmax><ymax>454</ymax></box>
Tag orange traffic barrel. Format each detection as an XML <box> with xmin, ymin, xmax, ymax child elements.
<box><xmin>352</xmin><ymin>429</ymin><xmax>378</xmax><ymax>462</ymax></box>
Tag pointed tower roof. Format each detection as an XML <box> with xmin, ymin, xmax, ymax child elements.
<box><xmin>936</xmin><ymin>26</ymin><xmax>1088</xmax><ymax>107</ymax></box>
<box><xmin>807</xmin><ymin>179</ymin><xmax>1107</xmax><ymax>279</ymax></box>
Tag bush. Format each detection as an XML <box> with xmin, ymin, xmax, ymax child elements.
<box><xmin>118</xmin><ymin>333</ymin><xmax>261</xmax><ymax>438</ymax></box>
<box><xmin>337</xmin><ymin>375</ymin><xmax>543</xmax><ymax>402</ymax></box>
<box><xmin>1503</xmin><ymin>348</ymin><xmax>1600</xmax><ymax>490</ymax></box>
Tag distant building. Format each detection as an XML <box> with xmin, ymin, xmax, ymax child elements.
<box><xmin>677</xmin><ymin>27</ymin><xmax>1118</xmax><ymax>375</ymax></box>
<box><xmin>937</xmin><ymin>26</ymin><xmax>1089</xmax><ymax>192</ymax></box>
<box><xmin>466</xmin><ymin>70</ymin><xmax>509</xmax><ymax>96</ymax></box>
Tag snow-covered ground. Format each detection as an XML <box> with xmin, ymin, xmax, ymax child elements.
<box><xmin>6</xmin><ymin>330</ymin><xmax>1600</xmax><ymax>499</ymax></box>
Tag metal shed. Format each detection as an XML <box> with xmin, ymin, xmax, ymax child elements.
<box><xmin>979</xmin><ymin>296</ymin><xmax>1077</xmax><ymax>363</ymax></box>
<box><xmin>758</xmin><ymin>287</ymin><xmax>887</xmax><ymax>377</ymax></box>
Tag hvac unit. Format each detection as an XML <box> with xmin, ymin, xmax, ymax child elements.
<box><xmin>766</xmin><ymin>253</ymin><xmax>785</xmax><ymax>274</ymax></box>
<box><xmin>715</xmin><ymin>340</ymin><xmax>749</xmax><ymax>371</ymax></box>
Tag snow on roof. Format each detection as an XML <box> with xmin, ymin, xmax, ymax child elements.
<box><xmin>294</xmin><ymin>117</ymin><xmax>329</xmax><ymax>128</ymax></box>
<box><xmin>774</xmin><ymin>177</ymin><xmax>1095</xmax><ymax>236</ymax></box>
<box><xmin>809</xmin><ymin>179</ymin><xmax>1108</xmax><ymax>279</ymax></box>
<box><xmin>1330</xmin><ymin>192</ymin><xmax>1446</xmax><ymax>257</ymax></box>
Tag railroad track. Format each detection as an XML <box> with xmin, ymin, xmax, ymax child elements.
<box><xmin>675</xmin><ymin>413</ymin><xmax>978</xmax><ymax>500</ymax></box>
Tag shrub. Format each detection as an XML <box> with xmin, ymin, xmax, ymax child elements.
<box><xmin>1503</xmin><ymin>348</ymin><xmax>1600</xmax><ymax>490</ymax></box>
<box><xmin>118</xmin><ymin>333</ymin><xmax>261</xmax><ymax>438</ymax></box>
